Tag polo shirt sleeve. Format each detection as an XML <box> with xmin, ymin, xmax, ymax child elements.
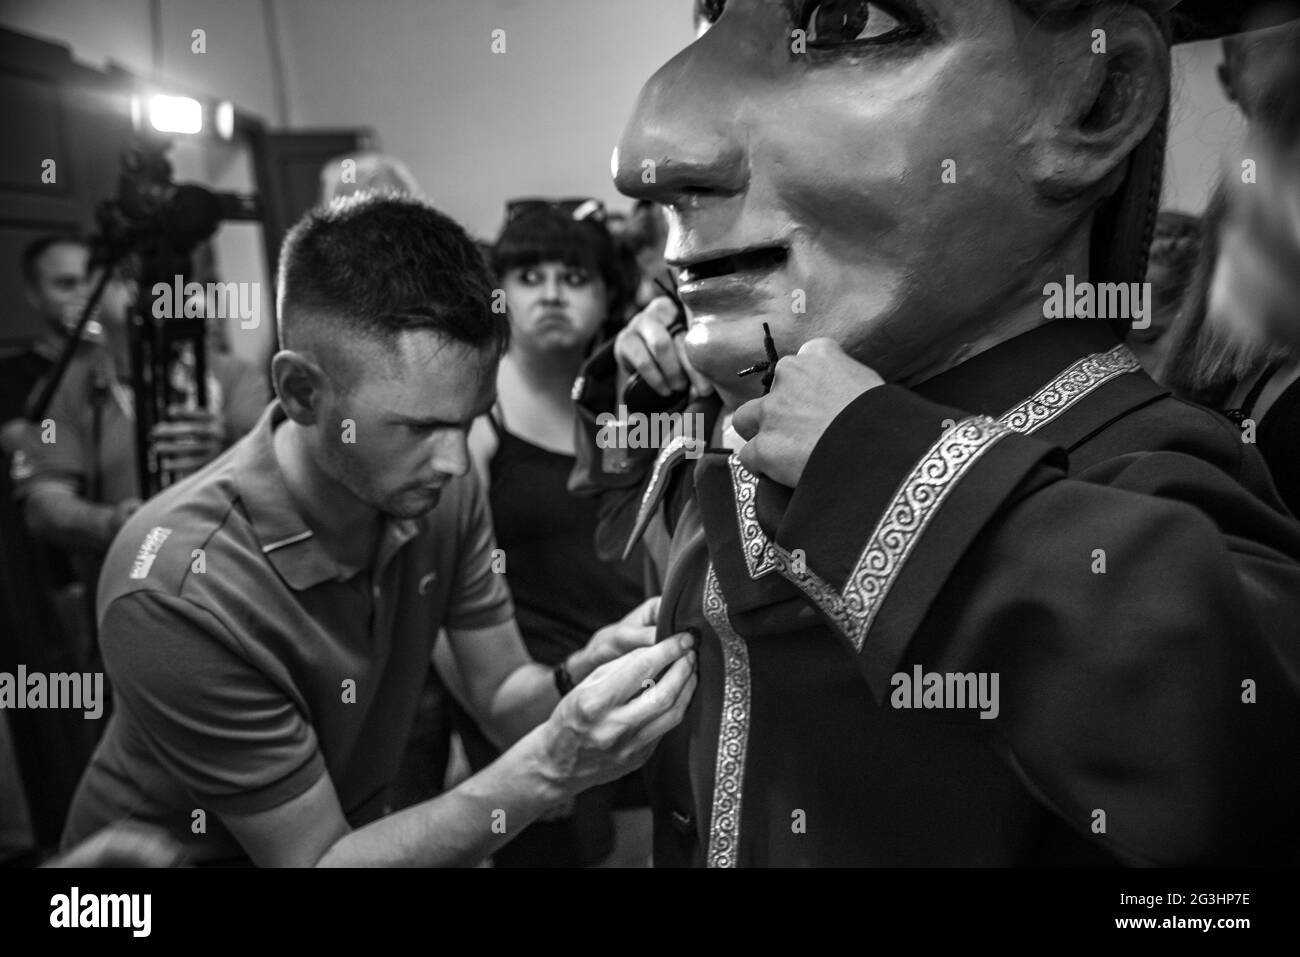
<box><xmin>100</xmin><ymin>589</ymin><xmax>327</xmax><ymax>817</ymax></box>
<box><xmin>11</xmin><ymin>374</ymin><xmax>88</xmax><ymax>500</ymax></box>
<box><xmin>444</xmin><ymin>469</ymin><xmax>515</xmax><ymax>631</ymax></box>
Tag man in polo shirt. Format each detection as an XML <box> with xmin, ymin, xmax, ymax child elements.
<box><xmin>61</xmin><ymin>193</ymin><xmax>697</xmax><ymax>866</ymax></box>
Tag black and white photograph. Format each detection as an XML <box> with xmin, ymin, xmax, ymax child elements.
<box><xmin>1</xmin><ymin>0</ymin><xmax>1298</xmax><ymax>939</ymax></box>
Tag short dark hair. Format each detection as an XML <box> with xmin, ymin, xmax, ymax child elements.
<box><xmin>22</xmin><ymin>234</ymin><xmax>87</xmax><ymax>285</ymax></box>
<box><xmin>277</xmin><ymin>192</ymin><xmax>508</xmax><ymax>362</ymax></box>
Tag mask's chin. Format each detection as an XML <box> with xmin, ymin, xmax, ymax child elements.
<box><xmin>683</xmin><ymin>318</ymin><xmax>771</xmax><ymax>390</ymax></box>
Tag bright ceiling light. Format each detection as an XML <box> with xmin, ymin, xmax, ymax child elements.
<box><xmin>148</xmin><ymin>94</ymin><xmax>203</xmax><ymax>135</ymax></box>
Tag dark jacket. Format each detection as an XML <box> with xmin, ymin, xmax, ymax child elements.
<box><xmin>570</xmin><ymin>319</ymin><xmax>1300</xmax><ymax>866</ymax></box>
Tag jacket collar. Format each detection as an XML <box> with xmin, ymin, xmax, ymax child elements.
<box><xmin>911</xmin><ymin>319</ymin><xmax>1167</xmax><ymax>449</ymax></box>
<box><xmin>625</xmin><ymin>320</ymin><xmax>1166</xmax><ymax>565</ymax></box>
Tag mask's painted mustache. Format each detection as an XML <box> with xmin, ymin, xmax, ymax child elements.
<box><xmin>678</xmin><ymin>246</ymin><xmax>788</xmax><ymax>283</ymax></box>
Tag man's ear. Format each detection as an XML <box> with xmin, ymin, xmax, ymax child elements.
<box><xmin>1030</xmin><ymin>8</ymin><xmax>1169</xmax><ymax>203</ymax></box>
<box><xmin>271</xmin><ymin>350</ymin><xmax>325</xmax><ymax>426</ymax></box>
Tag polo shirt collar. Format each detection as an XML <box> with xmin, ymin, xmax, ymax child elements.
<box><xmin>233</xmin><ymin>402</ymin><xmax>420</xmax><ymax>591</ymax></box>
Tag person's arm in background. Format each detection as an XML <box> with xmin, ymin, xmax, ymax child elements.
<box><xmin>3</xmin><ymin>395</ymin><xmax>140</xmax><ymax>552</ymax></box>
<box><xmin>21</xmin><ymin>480</ymin><xmax>138</xmax><ymax>552</ymax></box>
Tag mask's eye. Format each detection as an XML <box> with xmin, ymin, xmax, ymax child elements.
<box><xmin>517</xmin><ymin>268</ymin><xmax>542</xmax><ymax>285</ymax></box>
<box><xmin>803</xmin><ymin>1</ymin><xmax>911</xmax><ymax>46</ymax></box>
<box><xmin>563</xmin><ymin>269</ymin><xmax>592</xmax><ymax>288</ymax></box>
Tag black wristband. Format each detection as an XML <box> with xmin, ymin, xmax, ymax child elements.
<box><xmin>553</xmin><ymin>659</ymin><xmax>575</xmax><ymax>697</ymax></box>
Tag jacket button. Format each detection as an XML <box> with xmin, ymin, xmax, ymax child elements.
<box><xmin>670</xmin><ymin>809</ymin><xmax>694</xmax><ymax>835</ymax></box>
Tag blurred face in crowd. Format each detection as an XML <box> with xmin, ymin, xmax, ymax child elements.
<box><xmin>26</xmin><ymin>242</ymin><xmax>90</xmax><ymax>334</ymax></box>
<box><xmin>614</xmin><ymin>0</ymin><xmax>1167</xmax><ymax>406</ymax></box>
<box><xmin>306</xmin><ymin>329</ymin><xmax>498</xmax><ymax>520</ymax></box>
<box><xmin>502</xmin><ymin>261</ymin><xmax>608</xmax><ymax>354</ymax></box>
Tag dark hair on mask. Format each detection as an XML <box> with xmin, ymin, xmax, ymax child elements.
<box><xmin>277</xmin><ymin>191</ymin><xmax>508</xmax><ymax>360</ymax></box>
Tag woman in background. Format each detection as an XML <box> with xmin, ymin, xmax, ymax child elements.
<box><xmin>436</xmin><ymin>199</ymin><xmax>651</xmax><ymax>866</ymax></box>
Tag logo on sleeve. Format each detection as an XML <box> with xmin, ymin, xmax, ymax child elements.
<box><xmin>9</xmin><ymin>450</ymin><xmax>32</xmax><ymax>482</ymax></box>
<box><xmin>129</xmin><ymin>526</ymin><xmax>173</xmax><ymax>580</ymax></box>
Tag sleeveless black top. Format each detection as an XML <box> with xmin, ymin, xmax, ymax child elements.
<box><xmin>450</xmin><ymin>410</ymin><xmax>648</xmax><ymax>865</ymax></box>
<box><xmin>484</xmin><ymin>410</ymin><xmax>646</xmax><ymax>665</ymax></box>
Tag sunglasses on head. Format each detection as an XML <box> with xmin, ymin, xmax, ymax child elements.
<box><xmin>504</xmin><ymin>197</ymin><xmax>608</xmax><ymax>225</ymax></box>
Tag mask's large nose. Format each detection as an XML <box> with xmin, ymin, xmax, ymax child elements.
<box><xmin>613</xmin><ymin>22</ymin><xmax>751</xmax><ymax>206</ymax></box>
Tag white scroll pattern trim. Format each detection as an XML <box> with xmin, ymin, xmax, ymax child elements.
<box><xmin>726</xmin><ymin>346</ymin><xmax>1141</xmax><ymax>649</ymax></box>
<box><xmin>998</xmin><ymin>344</ymin><xmax>1140</xmax><ymax>435</ymax></box>
<box><xmin>703</xmin><ymin>563</ymin><xmax>752</xmax><ymax>869</ymax></box>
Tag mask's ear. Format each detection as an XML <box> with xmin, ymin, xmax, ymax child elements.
<box><xmin>1029</xmin><ymin>7</ymin><xmax>1170</xmax><ymax>204</ymax></box>
<box><xmin>271</xmin><ymin>350</ymin><xmax>326</xmax><ymax>426</ymax></box>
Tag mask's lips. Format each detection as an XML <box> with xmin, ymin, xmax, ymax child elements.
<box><xmin>677</xmin><ymin>245</ymin><xmax>788</xmax><ymax>284</ymax></box>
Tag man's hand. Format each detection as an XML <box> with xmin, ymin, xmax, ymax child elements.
<box><xmin>150</xmin><ymin>406</ymin><xmax>225</xmax><ymax>478</ymax></box>
<box><xmin>569</xmin><ymin>596</ymin><xmax>660</xmax><ymax>681</ymax></box>
<box><xmin>615</xmin><ymin>296</ymin><xmax>713</xmax><ymax>397</ymax></box>
<box><xmin>46</xmin><ymin>822</ymin><xmax>185</xmax><ymax>868</ymax></box>
<box><xmin>539</xmin><ymin>633</ymin><xmax>697</xmax><ymax>796</ymax></box>
<box><xmin>732</xmin><ymin>338</ymin><xmax>884</xmax><ymax>487</ymax></box>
